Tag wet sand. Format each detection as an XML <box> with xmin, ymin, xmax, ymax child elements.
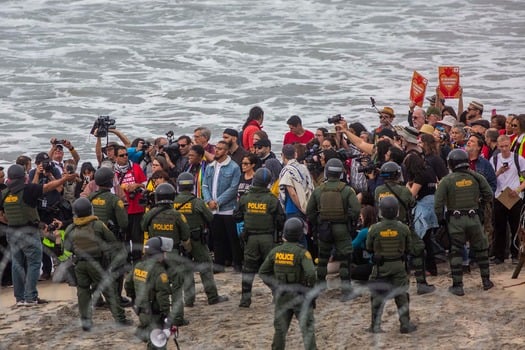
<box><xmin>1</xmin><ymin>261</ymin><xmax>525</xmax><ymax>350</ymax></box>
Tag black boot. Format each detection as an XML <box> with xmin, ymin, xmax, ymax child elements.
<box><xmin>400</xmin><ymin>322</ymin><xmax>417</xmax><ymax>334</ymax></box>
<box><xmin>482</xmin><ymin>277</ymin><xmax>494</xmax><ymax>290</ymax></box>
<box><xmin>239</xmin><ymin>273</ymin><xmax>254</xmax><ymax>307</ymax></box>
<box><xmin>448</xmin><ymin>283</ymin><xmax>465</xmax><ymax>296</ymax></box>
<box><xmin>416</xmin><ymin>282</ymin><xmax>436</xmax><ymax>295</ymax></box>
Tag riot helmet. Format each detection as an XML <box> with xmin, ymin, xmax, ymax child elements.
<box><xmin>379</xmin><ymin>161</ymin><xmax>401</xmax><ymax>180</ymax></box>
<box><xmin>283</xmin><ymin>217</ymin><xmax>305</xmax><ymax>242</ymax></box>
<box><xmin>253</xmin><ymin>167</ymin><xmax>272</xmax><ymax>187</ymax></box>
<box><xmin>7</xmin><ymin>164</ymin><xmax>25</xmax><ymax>180</ymax></box>
<box><xmin>447</xmin><ymin>149</ymin><xmax>469</xmax><ymax>171</ymax></box>
<box><xmin>154</xmin><ymin>183</ymin><xmax>176</xmax><ymax>205</ymax></box>
<box><xmin>379</xmin><ymin>196</ymin><xmax>399</xmax><ymax>220</ymax></box>
<box><xmin>73</xmin><ymin>197</ymin><xmax>93</xmax><ymax>218</ymax></box>
<box><xmin>177</xmin><ymin>172</ymin><xmax>194</xmax><ymax>192</ymax></box>
<box><xmin>325</xmin><ymin>158</ymin><xmax>344</xmax><ymax>179</ymax></box>
<box><xmin>144</xmin><ymin>236</ymin><xmax>174</xmax><ymax>256</ymax></box>
<box><xmin>94</xmin><ymin>167</ymin><xmax>114</xmax><ymax>188</ymax></box>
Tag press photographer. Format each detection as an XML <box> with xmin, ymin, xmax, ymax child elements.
<box><xmin>29</xmin><ymin>152</ymin><xmax>76</xmax><ymax>281</ymax></box>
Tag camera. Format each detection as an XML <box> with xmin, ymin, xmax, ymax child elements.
<box><xmin>47</xmin><ymin>222</ymin><xmax>59</xmax><ymax>232</ymax></box>
<box><xmin>160</xmin><ymin>131</ymin><xmax>181</xmax><ymax>161</ymax></box>
<box><xmin>142</xmin><ymin>141</ymin><xmax>151</xmax><ymax>150</ymax></box>
<box><xmin>128</xmin><ymin>187</ymin><xmax>144</xmax><ymax>200</ymax></box>
<box><xmin>42</xmin><ymin>161</ymin><xmax>55</xmax><ymax>173</ymax></box>
<box><xmin>327</xmin><ymin>114</ymin><xmax>343</xmax><ymax>124</ymax></box>
<box><xmin>298</xmin><ymin>144</ymin><xmax>323</xmax><ymax>171</ymax></box>
<box><xmin>356</xmin><ymin>156</ymin><xmax>380</xmax><ymax>174</ymax></box>
<box><xmin>503</xmin><ymin>162</ymin><xmax>509</xmax><ymax>168</ymax></box>
<box><xmin>138</xmin><ymin>190</ymin><xmax>155</xmax><ymax>207</ymax></box>
<box><xmin>52</xmin><ymin>139</ymin><xmax>66</xmax><ymax>145</ymax></box>
<box><xmin>90</xmin><ymin>116</ymin><xmax>116</xmax><ymax>138</ymax></box>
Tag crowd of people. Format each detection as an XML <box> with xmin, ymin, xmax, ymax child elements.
<box><xmin>1</xmin><ymin>94</ymin><xmax>524</xmax><ymax>348</ymax></box>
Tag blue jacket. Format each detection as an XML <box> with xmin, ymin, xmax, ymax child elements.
<box><xmin>472</xmin><ymin>157</ymin><xmax>497</xmax><ymax>193</ymax></box>
<box><xmin>202</xmin><ymin>156</ymin><xmax>241</xmax><ymax>212</ymax></box>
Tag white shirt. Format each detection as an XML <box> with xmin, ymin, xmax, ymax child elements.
<box><xmin>490</xmin><ymin>152</ymin><xmax>525</xmax><ymax>198</ymax></box>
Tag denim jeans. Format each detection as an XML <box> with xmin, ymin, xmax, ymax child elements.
<box><xmin>6</xmin><ymin>226</ymin><xmax>42</xmax><ymax>302</ymax></box>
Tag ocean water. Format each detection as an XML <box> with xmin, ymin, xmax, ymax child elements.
<box><xmin>1</xmin><ymin>0</ymin><xmax>524</xmax><ymax>166</ymax></box>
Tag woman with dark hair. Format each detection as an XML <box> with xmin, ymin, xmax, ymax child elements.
<box><xmin>441</xmin><ymin>106</ymin><xmax>458</xmax><ymax>119</ymax></box>
<box><xmin>404</xmin><ymin>153</ymin><xmax>439</xmax><ymax>276</ymax></box>
<box><xmin>237</xmin><ymin>153</ymin><xmax>259</xmax><ymax>198</ymax></box>
<box><xmin>350</xmin><ymin>205</ymin><xmax>377</xmax><ymax>281</ymax></box>
<box><xmin>510</xmin><ymin>114</ymin><xmax>525</xmax><ymax>157</ymax></box>
<box><xmin>242</xmin><ymin>106</ymin><xmax>264</xmax><ymax>153</ymax></box>
<box><xmin>75</xmin><ymin>162</ymin><xmax>96</xmax><ymax>198</ymax></box>
<box><xmin>127</xmin><ymin>137</ymin><xmax>149</xmax><ymax>164</ymax></box>
<box><xmin>419</xmin><ymin>134</ymin><xmax>448</xmax><ymax>180</ymax></box>
<box><xmin>315</xmin><ymin>127</ymin><xmax>329</xmax><ymax>144</ymax></box>
<box><xmin>145</xmin><ymin>155</ymin><xmax>171</xmax><ymax>193</ymax></box>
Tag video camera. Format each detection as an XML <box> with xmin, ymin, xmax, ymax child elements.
<box><xmin>160</xmin><ymin>130</ymin><xmax>181</xmax><ymax>161</ymax></box>
<box><xmin>90</xmin><ymin>116</ymin><xmax>116</xmax><ymax>138</ymax></box>
<box><xmin>42</xmin><ymin>161</ymin><xmax>55</xmax><ymax>173</ymax></box>
<box><xmin>356</xmin><ymin>156</ymin><xmax>381</xmax><ymax>174</ymax></box>
<box><xmin>327</xmin><ymin>114</ymin><xmax>343</xmax><ymax>124</ymax></box>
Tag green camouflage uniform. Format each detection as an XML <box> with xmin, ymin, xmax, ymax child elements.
<box><xmin>125</xmin><ymin>257</ymin><xmax>171</xmax><ymax>350</ymax></box>
<box><xmin>235</xmin><ymin>185</ymin><xmax>284</xmax><ymax>307</ymax></box>
<box><xmin>88</xmin><ymin>189</ymin><xmax>129</xmax><ymax>298</ymax></box>
<box><xmin>306</xmin><ymin>179</ymin><xmax>360</xmax><ymax>294</ymax></box>
<box><xmin>259</xmin><ymin>241</ymin><xmax>317</xmax><ymax>350</ymax></box>
<box><xmin>141</xmin><ymin>204</ymin><xmax>191</xmax><ymax>325</ymax></box>
<box><xmin>374</xmin><ymin>182</ymin><xmax>427</xmax><ymax>284</ymax></box>
<box><xmin>64</xmin><ymin>216</ymin><xmax>127</xmax><ymax>326</ymax></box>
<box><xmin>173</xmin><ymin>191</ymin><xmax>221</xmax><ymax>305</ymax></box>
<box><xmin>366</xmin><ymin>218</ymin><xmax>412</xmax><ymax>331</ymax></box>
<box><xmin>434</xmin><ymin>169</ymin><xmax>493</xmax><ymax>287</ymax></box>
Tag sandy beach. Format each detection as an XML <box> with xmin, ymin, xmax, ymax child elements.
<box><xmin>1</xmin><ymin>260</ymin><xmax>525</xmax><ymax>350</ymax></box>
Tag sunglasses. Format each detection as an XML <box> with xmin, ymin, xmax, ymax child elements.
<box><xmin>512</xmin><ymin>124</ymin><xmax>519</xmax><ymax>127</ymax></box>
<box><xmin>178</xmin><ymin>144</ymin><xmax>188</xmax><ymax>147</ymax></box>
<box><xmin>117</xmin><ymin>154</ymin><xmax>128</xmax><ymax>158</ymax></box>
<box><xmin>467</xmin><ymin>107</ymin><xmax>478</xmax><ymax>112</ymax></box>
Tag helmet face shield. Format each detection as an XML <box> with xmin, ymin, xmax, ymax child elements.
<box><xmin>159</xmin><ymin>237</ymin><xmax>173</xmax><ymax>252</ymax></box>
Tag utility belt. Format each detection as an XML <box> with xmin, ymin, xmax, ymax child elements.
<box><xmin>446</xmin><ymin>209</ymin><xmax>478</xmax><ymax>219</ymax></box>
<box><xmin>190</xmin><ymin>227</ymin><xmax>209</xmax><ymax>244</ymax></box>
<box><xmin>245</xmin><ymin>231</ymin><xmax>272</xmax><ymax>236</ymax></box>
<box><xmin>8</xmin><ymin>222</ymin><xmax>39</xmax><ymax>228</ymax></box>
<box><xmin>372</xmin><ymin>254</ymin><xmax>404</xmax><ymax>266</ymax></box>
<box><xmin>73</xmin><ymin>255</ymin><xmax>102</xmax><ymax>263</ymax></box>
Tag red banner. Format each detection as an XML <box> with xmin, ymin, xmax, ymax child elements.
<box><xmin>438</xmin><ymin>66</ymin><xmax>461</xmax><ymax>98</ymax></box>
<box><xmin>409</xmin><ymin>71</ymin><xmax>428</xmax><ymax>107</ymax></box>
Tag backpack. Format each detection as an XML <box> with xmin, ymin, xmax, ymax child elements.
<box><xmin>493</xmin><ymin>152</ymin><xmax>522</xmax><ymax>178</ymax></box>
<box><xmin>319</xmin><ymin>182</ymin><xmax>347</xmax><ymax>222</ymax></box>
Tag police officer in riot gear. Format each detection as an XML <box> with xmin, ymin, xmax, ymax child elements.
<box><xmin>63</xmin><ymin>197</ymin><xmax>132</xmax><ymax>331</ymax></box>
<box><xmin>306</xmin><ymin>158</ymin><xmax>360</xmax><ymax>301</ymax></box>
<box><xmin>374</xmin><ymin>161</ymin><xmax>435</xmax><ymax>295</ymax></box>
<box><xmin>435</xmin><ymin>149</ymin><xmax>494</xmax><ymax>296</ymax></box>
<box><xmin>1</xmin><ymin>164</ymin><xmax>75</xmax><ymax>306</ymax></box>
<box><xmin>259</xmin><ymin>217</ymin><xmax>317</xmax><ymax>350</ymax></box>
<box><xmin>141</xmin><ymin>183</ymin><xmax>191</xmax><ymax>326</ymax></box>
<box><xmin>235</xmin><ymin>167</ymin><xmax>284</xmax><ymax>307</ymax></box>
<box><xmin>366</xmin><ymin>196</ymin><xmax>416</xmax><ymax>334</ymax></box>
<box><xmin>174</xmin><ymin>172</ymin><xmax>228</xmax><ymax>307</ymax></box>
<box><xmin>125</xmin><ymin>237</ymin><xmax>173</xmax><ymax>349</ymax></box>
<box><xmin>88</xmin><ymin>166</ymin><xmax>130</xmax><ymax>306</ymax></box>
